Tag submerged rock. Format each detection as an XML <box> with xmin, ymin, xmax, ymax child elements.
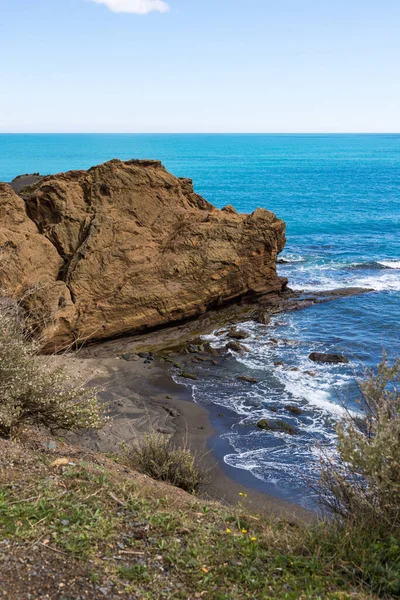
<box><xmin>256</xmin><ymin>311</ymin><xmax>271</xmax><ymax>325</ymax></box>
<box><xmin>0</xmin><ymin>160</ymin><xmax>285</xmax><ymax>350</ymax></box>
<box><xmin>225</xmin><ymin>341</ymin><xmax>250</xmax><ymax>354</ymax></box>
<box><xmin>309</xmin><ymin>352</ymin><xmax>349</xmax><ymax>364</ymax></box>
<box><xmin>284</xmin><ymin>405</ymin><xmax>303</xmax><ymax>415</ymax></box>
<box><xmin>227</xmin><ymin>328</ymin><xmax>250</xmax><ymax>340</ymax></box>
<box><xmin>237</xmin><ymin>375</ymin><xmax>258</xmax><ymax>384</ymax></box>
<box><xmin>257</xmin><ymin>419</ymin><xmax>297</xmax><ymax>435</ymax></box>
<box><xmin>179</xmin><ymin>371</ymin><xmax>199</xmax><ymax>381</ymax></box>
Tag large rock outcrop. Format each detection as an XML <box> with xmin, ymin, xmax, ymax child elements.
<box><xmin>0</xmin><ymin>159</ymin><xmax>286</xmax><ymax>350</ymax></box>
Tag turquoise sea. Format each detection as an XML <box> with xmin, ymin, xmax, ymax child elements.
<box><xmin>1</xmin><ymin>134</ymin><xmax>399</xmax><ymax>507</ymax></box>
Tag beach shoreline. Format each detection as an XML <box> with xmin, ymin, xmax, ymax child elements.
<box><xmin>62</xmin><ymin>285</ymin><xmax>375</xmax><ymax>523</ymax></box>
<box><xmin>65</xmin><ymin>350</ymin><xmax>313</xmax><ymax>523</ymax></box>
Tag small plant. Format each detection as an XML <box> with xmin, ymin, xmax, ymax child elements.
<box><xmin>118</xmin><ymin>564</ymin><xmax>149</xmax><ymax>582</ymax></box>
<box><xmin>0</xmin><ymin>308</ymin><xmax>107</xmax><ymax>438</ymax></box>
<box><xmin>128</xmin><ymin>432</ymin><xmax>205</xmax><ymax>493</ymax></box>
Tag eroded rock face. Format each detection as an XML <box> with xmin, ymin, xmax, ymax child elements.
<box><xmin>0</xmin><ymin>182</ymin><xmax>77</xmax><ymax>348</ymax></box>
<box><xmin>0</xmin><ymin>159</ymin><xmax>286</xmax><ymax>350</ymax></box>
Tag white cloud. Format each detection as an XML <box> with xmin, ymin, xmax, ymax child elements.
<box><xmin>88</xmin><ymin>0</ymin><xmax>170</xmax><ymax>14</ymax></box>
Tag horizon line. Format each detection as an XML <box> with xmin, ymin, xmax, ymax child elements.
<box><xmin>1</xmin><ymin>131</ymin><xmax>399</xmax><ymax>136</ymax></box>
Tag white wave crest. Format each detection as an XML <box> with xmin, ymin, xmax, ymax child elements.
<box><xmin>279</xmin><ymin>253</ymin><xmax>305</xmax><ymax>263</ymax></box>
<box><xmin>290</xmin><ymin>270</ymin><xmax>400</xmax><ymax>292</ymax></box>
<box><xmin>377</xmin><ymin>260</ymin><xmax>400</xmax><ymax>270</ymax></box>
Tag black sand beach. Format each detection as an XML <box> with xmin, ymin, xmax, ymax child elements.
<box><xmin>65</xmin><ymin>349</ymin><xmax>312</xmax><ymax>523</ymax></box>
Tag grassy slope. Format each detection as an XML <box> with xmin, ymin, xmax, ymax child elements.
<box><xmin>0</xmin><ymin>437</ymin><xmax>377</xmax><ymax>600</ymax></box>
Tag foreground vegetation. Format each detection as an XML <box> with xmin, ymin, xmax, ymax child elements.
<box><xmin>0</xmin><ymin>435</ymin><xmax>387</xmax><ymax>600</ymax></box>
<box><xmin>320</xmin><ymin>356</ymin><xmax>400</xmax><ymax>536</ymax></box>
<box><xmin>0</xmin><ymin>307</ymin><xmax>399</xmax><ymax>598</ymax></box>
<box><xmin>0</xmin><ymin>307</ymin><xmax>106</xmax><ymax>438</ymax></box>
<box><xmin>128</xmin><ymin>432</ymin><xmax>207</xmax><ymax>493</ymax></box>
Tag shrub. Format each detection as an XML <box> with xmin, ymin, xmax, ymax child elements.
<box><xmin>0</xmin><ymin>308</ymin><xmax>107</xmax><ymax>438</ymax></box>
<box><xmin>128</xmin><ymin>432</ymin><xmax>205</xmax><ymax>493</ymax></box>
<box><xmin>306</xmin><ymin>520</ymin><xmax>400</xmax><ymax>597</ymax></box>
<box><xmin>319</xmin><ymin>356</ymin><xmax>400</xmax><ymax>534</ymax></box>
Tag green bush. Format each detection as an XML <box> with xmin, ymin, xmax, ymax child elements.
<box><xmin>128</xmin><ymin>432</ymin><xmax>205</xmax><ymax>493</ymax></box>
<box><xmin>0</xmin><ymin>308</ymin><xmax>107</xmax><ymax>438</ymax></box>
<box><xmin>316</xmin><ymin>357</ymin><xmax>400</xmax><ymax>596</ymax></box>
<box><xmin>319</xmin><ymin>356</ymin><xmax>400</xmax><ymax>534</ymax></box>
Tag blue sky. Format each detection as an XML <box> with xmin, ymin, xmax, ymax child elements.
<box><xmin>1</xmin><ymin>0</ymin><xmax>399</xmax><ymax>132</ymax></box>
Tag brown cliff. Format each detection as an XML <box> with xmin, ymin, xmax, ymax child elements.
<box><xmin>0</xmin><ymin>159</ymin><xmax>286</xmax><ymax>350</ymax></box>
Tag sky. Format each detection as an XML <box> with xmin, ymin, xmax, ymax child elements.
<box><xmin>0</xmin><ymin>0</ymin><xmax>399</xmax><ymax>133</ymax></box>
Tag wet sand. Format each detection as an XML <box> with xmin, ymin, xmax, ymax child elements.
<box><xmin>66</xmin><ymin>353</ymin><xmax>313</xmax><ymax>523</ymax></box>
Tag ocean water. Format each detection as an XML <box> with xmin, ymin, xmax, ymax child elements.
<box><xmin>1</xmin><ymin>133</ymin><xmax>399</xmax><ymax>508</ymax></box>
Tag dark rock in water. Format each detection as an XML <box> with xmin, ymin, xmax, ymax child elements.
<box><xmin>179</xmin><ymin>371</ymin><xmax>199</xmax><ymax>381</ymax></box>
<box><xmin>267</xmin><ymin>406</ymin><xmax>278</xmax><ymax>413</ymax></box>
<box><xmin>284</xmin><ymin>405</ymin><xmax>303</xmax><ymax>415</ymax></box>
<box><xmin>257</xmin><ymin>419</ymin><xmax>297</xmax><ymax>435</ymax></box>
<box><xmin>237</xmin><ymin>375</ymin><xmax>258</xmax><ymax>384</ymax></box>
<box><xmin>187</xmin><ymin>344</ymin><xmax>200</xmax><ymax>353</ymax></box>
<box><xmin>269</xmin><ymin>338</ymin><xmax>279</xmax><ymax>344</ymax></box>
<box><xmin>304</xmin><ymin>370</ymin><xmax>316</xmax><ymax>377</ymax></box>
<box><xmin>225</xmin><ymin>341</ymin><xmax>250</xmax><ymax>354</ymax></box>
<box><xmin>274</xmin><ymin>361</ymin><xmax>284</xmax><ymax>367</ymax></box>
<box><xmin>227</xmin><ymin>328</ymin><xmax>250</xmax><ymax>340</ymax></box>
<box><xmin>282</xmin><ymin>287</ymin><xmax>373</xmax><ymax>314</ymax></box>
<box><xmin>276</xmin><ymin>258</ymin><xmax>290</xmax><ymax>264</ymax></box>
<box><xmin>256</xmin><ymin>311</ymin><xmax>271</xmax><ymax>325</ymax></box>
<box><xmin>309</xmin><ymin>352</ymin><xmax>349</xmax><ymax>364</ymax></box>
<box><xmin>289</xmin><ymin>367</ymin><xmax>300</xmax><ymax>372</ymax></box>
<box><xmin>202</xmin><ymin>342</ymin><xmax>222</xmax><ymax>356</ymax></box>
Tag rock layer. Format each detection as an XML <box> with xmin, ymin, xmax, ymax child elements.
<box><xmin>0</xmin><ymin>159</ymin><xmax>286</xmax><ymax>350</ymax></box>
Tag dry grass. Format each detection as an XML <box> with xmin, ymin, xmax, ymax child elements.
<box><xmin>0</xmin><ymin>307</ymin><xmax>107</xmax><ymax>438</ymax></box>
<box><xmin>127</xmin><ymin>432</ymin><xmax>207</xmax><ymax>493</ymax></box>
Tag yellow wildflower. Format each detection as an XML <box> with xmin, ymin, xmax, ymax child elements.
<box><xmin>251</xmin><ymin>537</ymin><xmax>257</xmax><ymax>541</ymax></box>
<box><xmin>241</xmin><ymin>529</ymin><xmax>247</xmax><ymax>534</ymax></box>
<box><xmin>226</xmin><ymin>528</ymin><xmax>231</xmax><ymax>533</ymax></box>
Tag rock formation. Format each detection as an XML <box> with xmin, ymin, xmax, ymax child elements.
<box><xmin>0</xmin><ymin>159</ymin><xmax>286</xmax><ymax>350</ymax></box>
